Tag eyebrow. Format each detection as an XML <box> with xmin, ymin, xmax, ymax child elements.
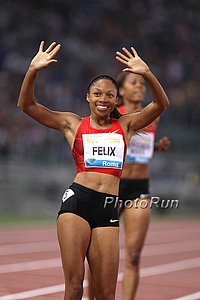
<box><xmin>92</xmin><ymin>88</ymin><xmax>116</xmax><ymax>93</ymax></box>
<box><xmin>127</xmin><ymin>79</ymin><xmax>145</xmax><ymax>84</ymax></box>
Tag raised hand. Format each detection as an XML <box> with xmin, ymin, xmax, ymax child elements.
<box><xmin>30</xmin><ymin>41</ymin><xmax>61</xmax><ymax>71</ymax></box>
<box><xmin>155</xmin><ymin>136</ymin><xmax>171</xmax><ymax>152</ymax></box>
<box><xmin>116</xmin><ymin>47</ymin><xmax>150</xmax><ymax>76</ymax></box>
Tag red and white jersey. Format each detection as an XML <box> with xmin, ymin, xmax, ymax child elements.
<box><xmin>118</xmin><ymin>105</ymin><xmax>156</xmax><ymax>164</ymax></box>
<box><xmin>72</xmin><ymin>117</ymin><xmax>127</xmax><ymax>179</ymax></box>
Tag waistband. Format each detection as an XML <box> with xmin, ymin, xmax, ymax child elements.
<box><xmin>120</xmin><ymin>178</ymin><xmax>149</xmax><ymax>184</ymax></box>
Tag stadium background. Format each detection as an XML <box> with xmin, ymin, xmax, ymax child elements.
<box><xmin>0</xmin><ymin>0</ymin><xmax>200</xmax><ymax>220</ymax></box>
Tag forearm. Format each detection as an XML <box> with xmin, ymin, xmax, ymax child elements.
<box><xmin>144</xmin><ymin>70</ymin><xmax>170</xmax><ymax>110</ymax></box>
<box><xmin>17</xmin><ymin>66</ymin><xmax>38</xmax><ymax>111</ymax></box>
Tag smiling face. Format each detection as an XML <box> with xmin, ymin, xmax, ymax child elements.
<box><xmin>120</xmin><ymin>73</ymin><xmax>146</xmax><ymax>103</ymax></box>
<box><xmin>87</xmin><ymin>79</ymin><xmax>118</xmax><ymax>117</ymax></box>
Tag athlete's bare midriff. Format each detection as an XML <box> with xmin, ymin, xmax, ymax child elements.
<box><xmin>74</xmin><ymin>172</ymin><xmax>120</xmax><ymax>195</ymax></box>
<box><xmin>121</xmin><ymin>163</ymin><xmax>149</xmax><ymax>180</ymax></box>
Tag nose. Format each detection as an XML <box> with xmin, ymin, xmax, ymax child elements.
<box><xmin>99</xmin><ymin>94</ymin><xmax>109</xmax><ymax>102</ymax></box>
<box><xmin>135</xmin><ymin>80</ymin><xmax>143</xmax><ymax>87</ymax></box>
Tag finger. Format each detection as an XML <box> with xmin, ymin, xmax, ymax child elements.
<box><xmin>123</xmin><ymin>68</ymin><xmax>133</xmax><ymax>73</ymax></box>
<box><xmin>162</xmin><ymin>139</ymin><xmax>171</xmax><ymax>146</ymax></box>
<box><xmin>165</xmin><ymin>139</ymin><xmax>171</xmax><ymax>144</ymax></box>
<box><xmin>159</xmin><ymin>137</ymin><xmax>168</xmax><ymax>143</ymax></box>
<box><xmin>131</xmin><ymin>47</ymin><xmax>139</xmax><ymax>57</ymax></box>
<box><xmin>115</xmin><ymin>56</ymin><xmax>129</xmax><ymax>65</ymax></box>
<box><xmin>47</xmin><ymin>59</ymin><xmax>58</xmax><ymax>65</ymax></box>
<box><xmin>45</xmin><ymin>42</ymin><xmax>56</xmax><ymax>53</ymax></box>
<box><xmin>162</xmin><ymin>136</ymin><xmax>169</xmax><ymax>141</ymax></box>
<box><xmin>159</xmin><ymin>138</ymin><xmax>165</xmax><ymax>143</ymax></box>
<box><xmin>49</xmin><ymin>44</ymin><xmax>61</xmax><ymax>57</ymax></box>
<box><xmin>165</xmin><ymin>142</ymin><xmax>171</xmax><ymax>148</ymax></box>
<box><xmin>39</xmin><ymin>41</ymin><xmax>44</xmax><ymax>52</ymax></box>
<box><xmin>163</xmin><ymin>139</ymin><xmax>170</xmax><ymax>145</ymax></box>
<box><xmin>116</xmin><ymin>51</ymin><xmax>129</xmax><ymax>62</ymax></box>
<box><xmin>122</xmin><ymin>47</ymin><xmax>133</xmax><ymax>58</ymax></box>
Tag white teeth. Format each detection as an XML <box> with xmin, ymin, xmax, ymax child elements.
<box><xmin>97</xmin><ymin>105</ymin><xmax>108</xmax><ymax>111</ymax></box>
<box><xmin>135</xmin><ymin>92</ymin><xmax>143</xmax><ymax>96</ymax></box>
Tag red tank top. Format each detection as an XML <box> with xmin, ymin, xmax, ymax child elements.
<box><xmin>118</xmin><ymin>105</ymin><xmax>156</xmax><ymax>163</ymax></box>
<box><xmin>72</xmin><ymin>117</ymin><xmax>127</xmax><ymax>178</ymax></box>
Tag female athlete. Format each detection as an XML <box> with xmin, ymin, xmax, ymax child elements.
<box><xmin>17</xmin><ymin>42</ymin><xmax>169</xmax><ymax>300</ymax></box>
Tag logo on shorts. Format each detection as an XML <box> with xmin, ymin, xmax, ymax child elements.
<box><xmin>110</xmin><ymin>219</ymin><xmax>119</xmax><ymax>223</ymax></box>
<box><xmin>62</xmin><ymin>189</ymin><xmax>75</xmax><ymax>202</ymax></box>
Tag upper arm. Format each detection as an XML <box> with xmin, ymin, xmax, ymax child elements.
<box><xmin>119</xmin><ymin>101</ymin><xmax>163</xmax><ymax>134</ymax></box>
<box><xmin>20</xmin><ymin>102</ymin><xmax>81</xmax><ymax>132</ymax></box>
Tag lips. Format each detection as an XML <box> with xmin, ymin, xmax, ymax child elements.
<box><xmin>96</xmin><ymin>105</ymin><xmax>109</xmax><ymax>111</ymax></box>
<box><xmin>134</xmin><ymin>91</ymin><xmax>144</xmax><ymax>97</ymax></box>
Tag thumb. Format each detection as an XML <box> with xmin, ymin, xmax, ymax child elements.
<box><xmin>123</xmin><ymin>68</ymin><xmax>133</xmax><ymax>73</ymax></box>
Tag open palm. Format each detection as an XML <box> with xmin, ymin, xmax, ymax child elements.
<box><xmin>30</xmin><ymin>41</ymin><xmax>61</xmax><ymax>71</ymax></box>
<box><xmin>116</xmin><ymin>47</ymin><xmax>149</xmax><ymax>76</ymax></box>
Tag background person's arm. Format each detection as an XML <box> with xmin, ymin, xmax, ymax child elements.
<box><xmin>116</xmin><ymin>47</ymin><xmax>169</xmax><ymax>133</ymax></box>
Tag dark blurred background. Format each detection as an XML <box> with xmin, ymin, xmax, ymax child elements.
<box><xmin>0</xmin><ymin>0</ymin><xmax>200</xmax><ymax>219</ymax></box>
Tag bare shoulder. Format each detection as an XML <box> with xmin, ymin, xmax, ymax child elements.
<box><xmin>62</xmin><ymin>111</ymin><xmax>82</xmax><ymax>122</ymax></box>
<box><xmin>118</xmin><ymin>113</ymin><xmax>138</xmax><ymax>144</ymax></box>
<box><xmin>60</xmin><ymin>111</ymin><xmax>82</xmax><ymax>132</ymax></box>
<box><xmin>62</xmin><ymin>112</ymin><xmax>83</xmax><ymax>148</ymax></box>
<box><xmin>118</xmin><ymin>112</ymin><xmax>139</xmax><ymax>131</ymax></box>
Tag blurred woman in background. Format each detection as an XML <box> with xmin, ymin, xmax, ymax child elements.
<box><xmin>116</xmin><ymin>71</ymin><xmax>170</xmax><ymax>300</ymax></box>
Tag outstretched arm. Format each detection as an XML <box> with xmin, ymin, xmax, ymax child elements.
<box><xmin>116</xmin><ymin>47</ymin><xmax>170</xmax><ymax>133</ymax></box>
<box><xmin>17</xmin><ymin>41</ymin><xmax>80</xmax><ymax>133</ymax></box>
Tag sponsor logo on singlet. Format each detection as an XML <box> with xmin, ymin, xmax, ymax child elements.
<box><xmin>126</xmin><ymin>132</ymin><xmax>154</xmax><ymax>163</ymax></box>
<box><xmin>83</xmin><ymin>133</ymin><xmax>125</xmax><ymax>169</ymax></box>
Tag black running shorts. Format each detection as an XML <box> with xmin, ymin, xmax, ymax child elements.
<box><xmin>58</xmin><ymin>182</ymin><xmax>119</xmax><ymax>228</ymax></box>
<box><xmin>119</xmin><ymin>178</ymin><xmax>150</xmax><ymax>211</ymax></box>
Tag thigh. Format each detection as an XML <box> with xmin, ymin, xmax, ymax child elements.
<box><xmin>124</xmin><ymin>198</ymin><xmax>150</xmax><ymax>251</ymax></box>
<box><xmin>57</xmin><ymin>213</ymin><xmax>91</xmax><ymax>281</ymax></box>
<box><xmin>87</xmin><ymin>227</ymin><xmax>119</xmax><ymax>295</ymax></box>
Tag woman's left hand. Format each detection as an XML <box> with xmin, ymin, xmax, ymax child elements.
<box><xmin>116</xmin><ymin>47</ymin><xmax>150</xmax><ymax>76</ymax></box>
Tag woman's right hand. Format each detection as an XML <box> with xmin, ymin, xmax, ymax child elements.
<box><xmin>30</xmin><ymin>41</ymin><xmax>61</xmax><ymax>71</ymax></box>
<box><xmin>116</xmin><ymin>47</ymin><xmax>150</xmax><ymax>76</ymax></box>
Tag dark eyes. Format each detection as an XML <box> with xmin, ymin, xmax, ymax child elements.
<box><xmin>130</xmin><ymin>81</ymin><xmax>145</xmax><ymax>85</ymax></box>
<box><xmin>93</xmin><ymin>92</ymin><xmax>115</xmax><ymax>98</ymax></box>
<box><xmin>107</xmin><ymin>93</ymin><xmax>115</xmax><ymax>98</ymax></box>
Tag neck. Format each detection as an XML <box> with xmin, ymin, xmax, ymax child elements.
<box><xmin>90</xmin><ymin>113</ymin><xmax>111</xmax><ymax>127</ymax></box>
<box><xmin>122</xmin><ymin>98</ymin><xmax>142</xmax><ymax>113</ymax></box>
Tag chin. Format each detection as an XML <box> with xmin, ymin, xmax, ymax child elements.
<box><xmin>92</xmin><ymin>109</ymin><xmax>106</xmax><ymax>117</ymax></box>
<box><xmin>131</xmin><ymin>98</ymin><xmax>144</xmax><ymax>103</ymax></box>
<box><xmin>96</xmin><ymin>107</ymin><xmax>112</xmax><ymax>116</ymax></box>
<box><xmin>97</xmin><ymin>111</ymin><xmax>110</xmax><ymax>118</ymax></box>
